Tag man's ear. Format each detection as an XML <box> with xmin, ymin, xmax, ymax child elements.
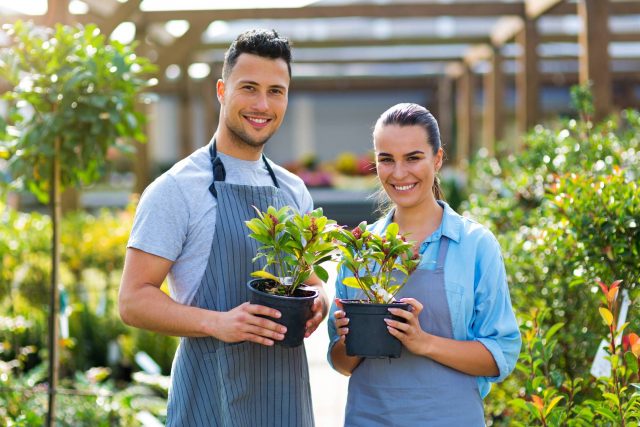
<box><xmin>216</xmin><ymin>79</ymin><xmax>225</xmax><ymax>103</ymax></box>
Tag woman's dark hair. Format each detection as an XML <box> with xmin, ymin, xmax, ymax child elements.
<box><xmin>222</xmin><ymin>29</ymin><xmax>292</xmax><ymax>80</ymax></box>
<box><xmin>373</xmin><ymin>103</ymin><xmax>446</xmax><ymax>212</ymax></box>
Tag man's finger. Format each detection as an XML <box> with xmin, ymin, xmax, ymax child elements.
<box><xmin>246</xmin><ymin>302</ymin><xmax>282</xmax><ymax>319</ymax></box>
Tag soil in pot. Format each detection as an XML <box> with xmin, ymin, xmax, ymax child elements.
<box><xmin>247</xmin><ymin>279</ymin><xmax>318</xmax><ymax>348</ymax></box>
<box><xmin>341</xmin><ymin>299</ymin><xmax>410</xmax><ymax>358</ymax></box>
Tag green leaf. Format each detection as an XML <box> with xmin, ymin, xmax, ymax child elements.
<box><xmin>343</xmin><ymin>277</ymin><xmax>362</xmax><ymax>289</ymax></box>
<box><xmin>385</xmin><ymin>222</ymin><xmax>399</xmax><ymax>240</ymax></box>
<box><xmin>250</xmin><ymin>270</ymin><xmax>281</xmax><ymax>283</ymax></box>
<box><xmin>544</xmin><ymin>396</ymin><xmax>564</xmax><ymax>417</ymax></box>
<box><xmin>599</xmin><ymin>307</ymin><xmax>614</xmax><ymax>326</ymax></box>
<box><xmin>313</xmin><ymin>265</ymin><xmax>329</xmax><ymax>283</ymax></box>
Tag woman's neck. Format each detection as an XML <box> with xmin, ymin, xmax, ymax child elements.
<box><xmin>393</xmin><ymin>199</ymin><xmax>443</xmax><ymax>244</ymax></box>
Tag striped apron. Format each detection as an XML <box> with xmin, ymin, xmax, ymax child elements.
<box><xmin>166</xmin><ymin>144</ymin><xmax>314</xmax><ymax>427</ymax></box>
<box><xmin>344</xmin><ymin>237</ymin><xmax>485</xmax><ymax>426</ymax></box>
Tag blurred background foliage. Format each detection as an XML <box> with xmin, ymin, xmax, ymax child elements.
<box><xmin>1</xmin><ymin>80</ymin><xmax>640</xmax><ymax>423</ymax></box>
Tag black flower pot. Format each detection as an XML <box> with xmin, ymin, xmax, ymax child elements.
<box><xmin>341</xmin><ymin>299</ymin><xmax>410</xmax><ymax>358</ymax></box>
<box><xmin>247</xmin><ymin>279</ymin><xmax>318</xmax><ymax>348</ymax></box>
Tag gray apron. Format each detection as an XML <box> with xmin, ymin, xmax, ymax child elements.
<box><xmin>166</xmin><ymin>143</ymin><xmax>314</xmax><ymax>427</ymax></box>
<box><xmin>344</xmin><ymin>237</ymin><xmax>485</xmax><ymax>427</ymax></box>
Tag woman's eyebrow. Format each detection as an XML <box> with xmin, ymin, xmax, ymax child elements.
<box><xmin>404</xmin><ymin>150</ymin><xmax>425</xmax><ymax>156</ymax></box>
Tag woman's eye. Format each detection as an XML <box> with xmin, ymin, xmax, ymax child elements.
<box><xmin>378</xmin><ymin>158</ymin><xmax>393</xmax><ymax>163</ymax></box>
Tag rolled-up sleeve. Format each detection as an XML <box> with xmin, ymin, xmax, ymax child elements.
<box><xmin>472</xmin><ymin>235</ymin><xmax>521</xmax><ymax>384</ymax></box>
<box><xmin>327</xmin><ymin>265</ymin><xmax>349</xmax><ymax>370</ymax></box>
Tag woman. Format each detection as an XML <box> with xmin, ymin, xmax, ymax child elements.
<box><xmin>328</xmin><ymin>103</ymin><xmax>521</xmax><ymax>426</ymax></box>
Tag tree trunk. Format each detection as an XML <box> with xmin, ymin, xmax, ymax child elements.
<box><xmin>46</xmin><ymin>139</ymin><xmax>61</xmax><ymax>427</ymax></box>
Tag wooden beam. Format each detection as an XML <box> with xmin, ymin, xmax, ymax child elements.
<box><xmin>155</xmin><ymin>21</ymin><xmax>211</xmax><ymax>77</ymax></box>
<box><xmin>142</xmin><ymin>3</ymin><xmax>525</xmax><ymax>24</ymax></box>
<box><xmin>455</xmin><ymin>64</ymin><xmax>474</xmax><ymax>168</ymax></box>
<box><xmin>201</xmin><ymin>35</ymin><xmax>491</xmax><ymax>51</ymax></box>
<box><xmin>526</xmin><ymin>0</ymin><xmax>566</xmax><ymax>19</ymax></box>
<box><xmin>538</xmin><ymin>2</ymin><xmax>640</xmax><ymax>15</ymax></box>
<box><xmin>515</xmin><ymin>18</ymin><xmax>540</xmax><ymax>136</ymax></box>
<box><xmin>99</xmin><ymin>0</ymin><xmax>143</xmax><ymax>36</ymax></box>
<box><xmin>491</xmin><ymin>17</ymin><xmax>524</xmax><ymax>46</ymax></box>
<box><xmin>464</xmin><ymin>44</ymin><xmax>493</xmax><ymax>66</ymax></box>
<box><xmin>579</xmin><ymin>0</ymin><xmax>611</xmax><ymax>121</ymax></box>
<box><xmin>291</xmin><ymin>56</ymin><xmax>465</xmax><ymax>65</ymax></box>
<box><xmin>483</xmin><ymin>46</ymin><xmax>504</xmax><ymax>155</ymax></box>
<box><xmin>87</xmin><ymin>1</ymin><xmax>637</xmax><ymax>23</ymax></box>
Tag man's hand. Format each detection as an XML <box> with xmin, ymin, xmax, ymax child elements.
<box><xmin>304</xmin><ymin>296</ymin><xmax>325</xmax><ymax>338</ymax></box>
<box><xmin>215</xmin><ymin>302</ymin><xmax>287</xmax><ymax>346</ymax></box>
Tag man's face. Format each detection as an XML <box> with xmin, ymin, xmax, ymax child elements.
<box><xmin>217</xmin><ymin>53</ymin><xmax>290</xmax><ymax>149</ymax></box>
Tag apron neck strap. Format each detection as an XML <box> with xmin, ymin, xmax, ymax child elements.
<box><xmin>208</xmin><ymin>138</ymin><xmax>280</xmax><ymax>198</ymax></box>
<box><xmin>436</xmin><ymin>236</ymin><xmax>450</xmax><ymax>269</ymax></box>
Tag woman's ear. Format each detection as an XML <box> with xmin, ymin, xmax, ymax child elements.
<box><xmin>435</xmin><ymin>147</ymin><xmax>444</xmax><ymax>171</ymax></box>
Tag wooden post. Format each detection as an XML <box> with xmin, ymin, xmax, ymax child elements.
<box><xmin>45</xmin><ymin>0</ymin><xmax>69</xmax><ymax>27</ymax></box>
<box><xmin>179</xmin><ymin>76</ymin><xmax>194</xmax><ymax>160</ymax></box>
<box><xmin>578</xmin><ymin>0</ymin><xmax>612</xmax><ymax>121</ymax></box>
<box><xmin>437</xmin><ymin>76</ymin><xmax>454</xmax><ymax>158</ymax></box>
<box><xmin>204</xmin><ymin>63</ymin><xmax>222</xmax><ymax>139</ymax></box>
<box><xmin>483</xmin><ymin>46</ymin><xmax>504</xmax><ymax>157</ymax></box>
<box><xmin>133</xmin><ymin>100</ymin><xmax>151</xmax><ymax>195</ymax></box>
<box><xmin>455</xmin><ymin>65</ymin><xmax>473</xmax><ymax>168</ymax></box>
<box><xmin>515</xmin><ymin>17</ymin><xmax>539</xmax><ymax>139</ymax></box>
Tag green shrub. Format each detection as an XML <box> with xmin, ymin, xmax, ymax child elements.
<box><xmin>464</xmin><ymin>87</ymin><xmax>640</xmax><ymax>424</ymax></box>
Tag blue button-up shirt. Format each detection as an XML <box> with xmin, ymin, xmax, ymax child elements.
<box><xmin>328</xmin><ymin>201</ymin><xmax>522</xmax><ymax>398</ymax></box>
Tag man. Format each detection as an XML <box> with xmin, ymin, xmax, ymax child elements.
<box><xmin>119</xmin><ymin>29</ymin><xmax>326</xmax><ymax>426</ymax></box>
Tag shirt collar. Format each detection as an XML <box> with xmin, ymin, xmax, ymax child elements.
<box><xmin>372</xmin><ymin>200</ymin><xmax>463</xmax><ymax>244</ymax></box>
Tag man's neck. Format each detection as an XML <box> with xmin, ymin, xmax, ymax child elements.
<box><xmin>214</xmin><ymin>128</ymin><xmax>263</xmax><ymax>161</ymax></box>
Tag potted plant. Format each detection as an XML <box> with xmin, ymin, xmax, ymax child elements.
<box><xmin>335</xmin><ymin>221</ymin><xmax>420</xmax><ymax>358</ymax></box>
<box><xmin>245</xmin><ymin>205</ymin><xmax>337</xmax><ymax>347</ymax></box>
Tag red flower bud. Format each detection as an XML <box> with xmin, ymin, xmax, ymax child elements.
<box><xmin>352</xmin><ymin>227</ymin><xmax>362</xmax><ymax>239</ymax></box>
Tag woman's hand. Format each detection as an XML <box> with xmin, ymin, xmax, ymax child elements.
<box><xmin>385</xmin><ymin>297</ymin><xmax>428</xmax><ymax>356</ymax></box>
<box><xmin>333</xmin><ymin>298</ymin><xmax>350</xmax><ymax>343</ymax></box>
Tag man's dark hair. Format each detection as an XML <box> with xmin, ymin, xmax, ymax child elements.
<box><xmin>222</xmin><ymin>29</ymin><xmax>292</xmax><ymax>80</ymax></box>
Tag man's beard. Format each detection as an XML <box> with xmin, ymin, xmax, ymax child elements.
<box><xmin>226</xmin><ymin>119</ymin><xmax>272</xmax><ymax>150</ymax></box>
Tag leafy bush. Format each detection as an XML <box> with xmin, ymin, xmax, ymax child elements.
<box><xmin>463</xmin><ymin>86</ymin><xmax>640</xmax><ymax>424</ymax></box>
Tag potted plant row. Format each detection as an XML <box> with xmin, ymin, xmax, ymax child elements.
<box><xmin>335</xmin><ymin>221</ymin><xmax>420</xmax><ymax>358</ymax></box>
<box><xmin>245</xmin><ymin>205</ymin><xmax>338</xmax><ymax>347</ymax></box>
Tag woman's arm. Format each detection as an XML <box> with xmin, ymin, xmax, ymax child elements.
<box><xmin>387</xmin><ymin>298</ymin><xmax>498</xmax><ymax>376</ymax></box>
<box><xmin>329</xmin><ymin>301</ymin><xmax>363</xmax><ymax>376</ymax></box>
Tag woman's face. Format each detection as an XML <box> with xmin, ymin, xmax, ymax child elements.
<box><xmin>373</xmin><ymin>124</ymin><xmax>443</xmax><ymax>211</ymax></box>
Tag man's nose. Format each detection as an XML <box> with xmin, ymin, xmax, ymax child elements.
<box><xmin>253</xmin><ymin>91</ymin><xmax>269</xmax><ymax>112</ymax></box>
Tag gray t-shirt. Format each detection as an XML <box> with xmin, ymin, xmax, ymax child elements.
<box><xmin>128</xmin><ymin>140</ymin><xmax>314</xmax><ymax>306</ymax></box>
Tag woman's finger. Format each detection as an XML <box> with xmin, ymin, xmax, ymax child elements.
<box><xmin>384</xmin><ymin>318</ymin><xmax>409</xmax><ymax>332</ymax></box>
<box><xmin>399</xmin><ymin>298</ymin><xmax>423</xmax><ymax>314</ymax></box>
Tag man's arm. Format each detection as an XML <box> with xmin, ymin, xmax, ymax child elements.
<box><xmin>303</xmin><ymin>273</ymin><xmax>329</xmax><ymax>338</ymax></box>
<box><xmin>119</xmin><ymin>248</ymin><xmax>288</xmax><ymax>345</ymax></box>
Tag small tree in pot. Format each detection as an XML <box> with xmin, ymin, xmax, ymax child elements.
<box><xmin>335</xmin><ymin>221</ymin><xmax>420</xmax><ymax>358</ymax></box>
<box><xmin>245</xmin><ymin>205</ymin><xmax>337</xmax><ymax>347</ymax></box>
<box><xmin>0</xmin><ymin>21</ymin><xmax>153</xmax><ymax>425</ymax></box>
